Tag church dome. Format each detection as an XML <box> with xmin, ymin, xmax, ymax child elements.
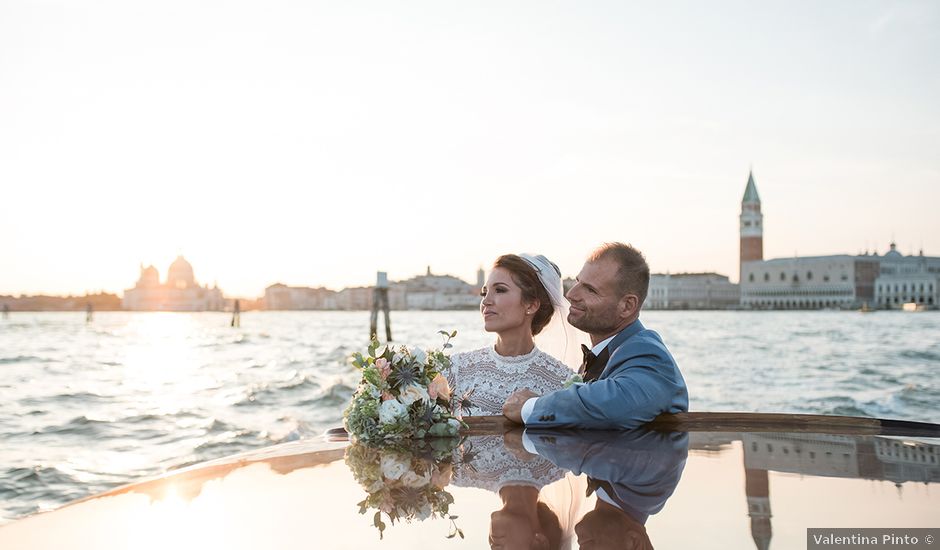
<box><xmin>884</xmin><ymin>242</ymin><xmax>903</xmax><ymax>259</ymax></box>
<box><xmin>167</xmin><ymin>255</ymin><xmax>196</xmax><ymax>289</ymax></box>
<box><xmin>138</xmin><ymin>265</ymin><xmax>160</xmax><ymax>287</ymax></box>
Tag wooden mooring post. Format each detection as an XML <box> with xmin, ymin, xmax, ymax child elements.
<box><xmin>231</xmin><ymin>299</ymin><xmax>241</xmax><ymax>328</ymax></box>
<box><xmin>370</xmin><ymin>271</ymin><xmax>392</xmax><ymax>342</ymax></box>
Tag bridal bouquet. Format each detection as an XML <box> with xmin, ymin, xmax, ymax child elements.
<box><xmin>343</xmin><ymin>330</ymin><xmax>465</xmax><ymax>442</ymax></box>
<box><xmin>345</xmin><ymin>439</ymin><xmax>463</xmax><ymax>539</ymax></box>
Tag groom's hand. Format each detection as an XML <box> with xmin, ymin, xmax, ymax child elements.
<box><xmin>503</xmin><ymin>389</ymin><xmax>538</xmax><ymax>424</ymax></box>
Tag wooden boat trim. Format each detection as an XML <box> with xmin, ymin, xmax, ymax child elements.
<box><xmin>461</xmin><ymin>412</ymin><xmax>940</xmax><ymax>437</ymax></box>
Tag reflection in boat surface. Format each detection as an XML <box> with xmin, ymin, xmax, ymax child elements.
<box><xmin>0</xmin><ymin>428</ymin><xmax>936</xmax><ymax>549</ymax></box>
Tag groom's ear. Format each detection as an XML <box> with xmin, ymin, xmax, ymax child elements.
<box><xmin>620</xmin><ymin>293</ymin><xmax>640</xmax><ymax>318</ymax></box>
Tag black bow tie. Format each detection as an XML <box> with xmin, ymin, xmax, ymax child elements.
<box><xmin>581</xmin><ymin>344</ymin><xmax>595</xmax><ymax>364</ymax></box>
<box><xmin>579</xmin><ymin>344</ymin><xmax>595</xmax><ymax>376</ymax></box>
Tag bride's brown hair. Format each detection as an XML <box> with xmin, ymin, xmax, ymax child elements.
<box><xmin>493</xmin><ymin>254</ymin><xmax>555</xmax><ymax>336</ymax></box>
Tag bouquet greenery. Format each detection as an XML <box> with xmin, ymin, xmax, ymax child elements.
<box><xmin>343</xmin><ymin>330</ymin><xmax>466</xmax><ymax>442</ymax></box>
<box><xmin>345</xmin><ymin>439</ymin><xmax>463</xmax><ymax>539</ymax></box>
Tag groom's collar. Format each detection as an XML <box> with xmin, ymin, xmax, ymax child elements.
<box><xmin>606</xmin><ymin>318</ymin><xmax>645</xmax><ymax>352</ymax></box>
<box><xmin>591</xmin><ymin>335</ymin><xmax>615</xmax><ymax>355</ymax></box>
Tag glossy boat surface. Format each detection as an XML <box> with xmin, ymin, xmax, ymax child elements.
<box><xmin>2</xmin><ymin>414</ymin><xmax>937</xmax><ymax>549</ymax></box>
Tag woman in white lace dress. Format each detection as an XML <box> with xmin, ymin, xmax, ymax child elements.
<box><xmin>446</xmin><ymin>253</ymin><xmax>583</xmax><ymax>416</ymax></box>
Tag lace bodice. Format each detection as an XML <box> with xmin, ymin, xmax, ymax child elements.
<box><xmin>453</xmin><ymin>435</ymin><xmax>566</xmax><ymax>493</ymax></box>
<box><xmin>445</xmin><ymin>346</ymin><xmax>574</xmax><ymax>416</ymax></box>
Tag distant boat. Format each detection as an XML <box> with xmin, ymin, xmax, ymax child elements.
<box><xmin>901</xmin><ymin>302</ymin><xmax>927</xmax><ymax>312</ymax></box>
<box><xmin>858</xmin><ymin>302</ymin><xmax>874</xmax><ymax>313</ymax></box>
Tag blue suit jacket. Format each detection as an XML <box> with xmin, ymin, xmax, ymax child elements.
<box><xmin>527</xmin><ymin>429</ymin><xmax>688</xmax><ymax>524</ymax></box>
<box><xmin>527</xmin><ymin>319</ymin><xmax>688</xmax><ymax>429</ymax></box>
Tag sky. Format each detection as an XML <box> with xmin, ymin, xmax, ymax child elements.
<box><xmin>1</xmin><ymin>1</ymin><xmax>938</xmax><ymax>297</ymax></box>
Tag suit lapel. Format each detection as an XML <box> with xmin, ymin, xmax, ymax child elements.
<box><xmin>593</xmin><ymin>319</ymin><xmax>645</xmax><ymax>381</ymax></box>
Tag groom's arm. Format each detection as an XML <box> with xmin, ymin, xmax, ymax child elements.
<box><xmin>525</xmin><ymin>342</ymin><xmax>688</xmax><ymax>430</ymax></box>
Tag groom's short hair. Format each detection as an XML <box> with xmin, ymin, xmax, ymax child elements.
<box><xmin>589</xmin><ymin>242</ymin><xmax>650</xmax><ymax>306</ymax></box>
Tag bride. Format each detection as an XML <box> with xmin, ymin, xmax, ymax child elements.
<box><xmin>446</xmin><ymin>253</ymin><xmax>585</xmax><ymax>416</ymax></box>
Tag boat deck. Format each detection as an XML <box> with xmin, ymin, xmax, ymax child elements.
<box><xmin>1</xmin><ymin>414</ymin><xmax>937</xmax><ymax>549</ymax></box>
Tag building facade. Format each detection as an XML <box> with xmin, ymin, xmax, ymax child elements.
<box><xmin>122</xmin><ymin>256</ymin><xmax>224</xmax><ymax>311</ymax></box>
<box><xmin>740</xmin><ymin>255</ymin><xmax>881</xmax><ymax>309</ymax></box>
<box><xmin>262</xmin><ymin>267</ymin><xmax>477</xmax><ymax>311</ymax></box>
<box><xmin>873</xmin><ymin>244</ymin><xmax>940</xmax><ymax>309</ymax></box>
<box><xmin>398</xmin><ymin>267</ymin><xmax>479</xmax><ymax>310</ymax></box>
<box><xmin>647</xmin><ymin>273</ymin><xmax>740</xmax><ymax>309</ymax></box>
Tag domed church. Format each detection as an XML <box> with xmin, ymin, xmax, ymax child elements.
<box><xmin>122</xmin><ymin>256</ymin><xmax>224</xmax><ymax>311</ymax></box>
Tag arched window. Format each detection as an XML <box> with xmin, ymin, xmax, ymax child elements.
<box><xmin>780</xmin><ymin>272</ymin><xmax>786</xmax><ymax>281</ymax></box>
<box><xmin>749</xmin><ymin>273</ymin><xmax>755</xmax><ymax>282</ymax></box>
<box><xmin>764</xmin><ymin>273</ymin><xmax>769</xmax><ymax>282</ymax></box>
<box><xmin>807</xmin><ymin>271</ymin><xmax>813</xmax><ymax>280</ymax></box>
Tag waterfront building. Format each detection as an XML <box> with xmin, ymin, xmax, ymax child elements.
<box><xmin>262</xmin><ymin>268</ymin><xmax>475</xmax><ymax>311</ymax></box>
<box><xmin>741</xmin><ymin>255</ymin><xmax>881</xmax><ymax>309</ymax></box>
<box><xmin>647</xmin><ymin>273</ymin><xmax>740</xmax><ymax>309</ymax></box>
<box><xmin>263</xmin><ymin>284</ymin><xmax>339</xmax><ymax>310</ymax></box>
<box><xmin>873</xmin><ymin>244</ymin><xmax>940</xmax><ymax>309</ymax></box>
<box><xmin>398</xmin><ymin>267</ymin><xmax>479</xmax><ymax>310</ymax></box>
<box><xmin>122</xmin><ymin>256</ymin><xmax>224</xmax><ymax>311</ymax></box>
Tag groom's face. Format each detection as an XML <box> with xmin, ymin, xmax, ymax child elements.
<box><xmin>566</xmin><ymin>258</ymin><xmax>625</xmax><ymax>336</ymax></box>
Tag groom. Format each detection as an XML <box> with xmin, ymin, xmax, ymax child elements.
<box><xmin>502</xmin><ymin>242</ymin><xmax>688</xmax><ymax>429</ymax></box>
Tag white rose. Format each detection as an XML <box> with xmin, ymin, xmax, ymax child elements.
<box><xmin>398</xmin><ymin>384</ymin><xmax>430</xmax><ymax>406</ymax></box>
<box><xmin>380</xmin><ymin>455</ymin><xmax>409</xmax><ymax>480</ymax></box>
<box><xmin>378</xmin><ymin>399</ymin><xmax>408</xmax><ymax>425</ymax></box>
<box><xmin>400</xmin><ymin>470</ymin><xmax>431</xmax><ymax>489</ymax></box>
<box><xmin>411</xmin><ymin>347</ymin><xmax>427</xmax><ymax>365</ymax></box>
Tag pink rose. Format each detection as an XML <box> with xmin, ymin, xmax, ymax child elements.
<box><xmin>428</xmin><ymin>373</ymin><xmax>451</xmax><ymax>401</ymax></box>
<box><xmin>431</xmin><ymin>463</ymin><xmax>453</xmax><ymax>489</ymax></box>
<box><xmin>375</xmin><ymin>358</ymin><xmax>391</xmax><ymax>379</ymax></box>
<box><xmin>382</xmin><ymin>391</ymin><xmax>394</xmax><ymax>401</ymax></box>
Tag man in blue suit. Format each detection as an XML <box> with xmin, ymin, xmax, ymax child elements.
<box><xmin>524</xmin><ymin>429</ymin><xmax>688</xmax><ymax>550</ymax></box>
<box><xmin>503</xmin><ymin>242</ymin><xmax>689</xmax><ymax>429</ymax></box>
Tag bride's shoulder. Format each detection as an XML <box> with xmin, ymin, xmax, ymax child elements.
<box><xmin>534</xmin><ymin>349</ymin><xmax>575</xmax><ymax>374</ymax></box>
<box><xmin>449</xmin><ymin>347</ymin><xmax>491</xmax><ymax>365</ymax></box>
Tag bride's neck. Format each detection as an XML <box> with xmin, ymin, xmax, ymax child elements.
<box><xmin>494</xmin><ymin>327</ymin><xmax>535</xmax><ymax>357</ymax></box>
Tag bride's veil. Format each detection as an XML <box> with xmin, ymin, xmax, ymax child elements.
<box><xmin>518</xmin><ymin>254</ymin><xmax>590</xmax><ymax>371</ymax></box>
<box><xmin>540</xmin><ymin>472</ymin><xmax>591</xmax><ymax>550</ymax></box>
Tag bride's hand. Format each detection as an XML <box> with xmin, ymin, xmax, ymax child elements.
<box><xmin>503</xmin><ymin>389</ymin><xmax>538</xmax><ymax>424</ymax></box>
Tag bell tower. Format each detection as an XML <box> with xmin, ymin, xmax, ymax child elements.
<box><xmin>739</xmin><ymin>170</ymin><xmax>764</xmax><ymax>283</ymax></box>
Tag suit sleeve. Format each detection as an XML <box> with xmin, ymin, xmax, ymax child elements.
<box><xmin>526</xmin><ymin>339</ymin><xmax>688</xmax><ymax>430</ymax></box>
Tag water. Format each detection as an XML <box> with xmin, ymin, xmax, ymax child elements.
<box><xmin>1</xmin><ymin>310</ymin><xmax>938</xmax><ymax>523</ymax></box>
